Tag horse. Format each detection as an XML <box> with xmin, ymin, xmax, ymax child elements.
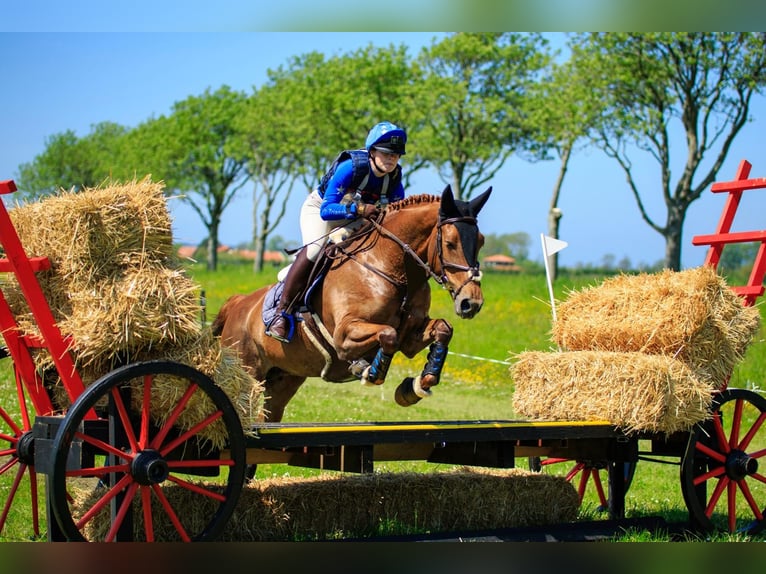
<box><xmin>211</xmin><ymin>185</ymin><xmax>492</xmax><ymax>423</ymax></box>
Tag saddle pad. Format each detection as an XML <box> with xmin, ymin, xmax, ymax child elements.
<box><xmin>262</xmin><ymin>281</ymin><xmax>284</xmax><ymax>327</ymax></box>
<box><xmin>261</xmin><ymin>275</ymin><xmax>325</xmax><ymax>327</ymax></box>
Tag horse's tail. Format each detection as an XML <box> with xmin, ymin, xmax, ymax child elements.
<box><xmin>210</xmin><ymin>294</ymin><xmax>244</xmax><ymax>336</ymax></box>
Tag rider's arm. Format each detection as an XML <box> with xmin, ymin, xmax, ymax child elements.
<box><xmin>319</xmin><ymin>160</ymin><xmax>360</xmax><ymax>220</ymax></box>
<box><xmin>389</xmin><ymin>179</ymin><xmax>405</xmax><ymax>203</ymax></box>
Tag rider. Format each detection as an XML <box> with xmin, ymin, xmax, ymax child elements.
<box><xmin>266</xmin><ymin>121</ymin><xmax>408</xmax><ymax>343</ymax></box>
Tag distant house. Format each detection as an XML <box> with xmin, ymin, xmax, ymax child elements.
<box><xmin>176</xmin><ymin>245</ymin><xmax>287</xmax><ymax>266</ymax></box>
<box><xmin>482</xmin><ymin>253</ymin><xmax>522</xmax><ymax>272</ymax></box>
<box><xmin>234</xmin><ymin>249</ymin><xmax>287</xmax><ymax>266</ymax></box>
<box><xmin>177</xmin><ymin>245</ymin><xmax>198</xmax><ymax>260</ymax></box>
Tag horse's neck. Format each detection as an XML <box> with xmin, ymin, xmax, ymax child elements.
<box><xmin>384</xmin><ymin>205</ymin><xmax>437</xmax><ymax>258</ymax></box>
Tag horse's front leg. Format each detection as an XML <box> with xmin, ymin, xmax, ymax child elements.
<box><xmin>395</xmin><ymin>318</ymin><xmax>453</xmax><ymax>406</ymax></box>
<box><xmin>335</xmin><ymin>318</ymin><xmax>399</xmax><ymax>386</ymax></box>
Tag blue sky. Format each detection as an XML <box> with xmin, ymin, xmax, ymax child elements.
<box><xmin>2</xmin><ymin>23</ymin><xmax>766</xmax><ymax>269</ymax></box>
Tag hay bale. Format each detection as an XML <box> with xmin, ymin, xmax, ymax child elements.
<box><xmin>2</xmin><ymin>178</ymin><xmax>263</xmax><ymax>441</ymax></box>
<box><xmin>77</xmin><ymin>467</ymin><xmax>580</xmax><ymax>541</ymax></box>
<box><xmin>511</xmin><ymin>350</ymin><xmax>714</xmax><ymax>434</ymax></box>
<box><xmin>551</xmin><ymin>266</ymin><xmax>761</xmax><ymax>387</ymax></box>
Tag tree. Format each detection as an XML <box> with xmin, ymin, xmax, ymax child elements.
<box><xmin>233</xmin><ymin>83</ymin><xmax>302</xmax><ymax>272</ymax></box>
<box><xmin>411</xmin><ymin>33</ymin><xmax>549</xmax><ymax>200</ymax></box>
<box><xmin>131</xmin><ymin>86</ymin><xmax>250</xmax><ymax>271</ymax></box>
<box><xmin>481</xmin><ymin>232</ymin><xmax>531</xmax><ymax>260</ymax></box>
<box><xmin>572</xmin><ymin>32</ymin><xmax>766</xmax><ymax>270</ymax></box>
<box><xmin>524</xmin><ymin>53</ymin><xmax>607</xmax><ymax>280</ymax></box>
<box><xmin>268</xmin><ymin>44</ymin><xmax>426</xmax><ymax>193</ymax></box>
<box><xmin>15</xmin><ymin>122</ymin><xmax>128</xmax><ymax>201</ymax></box>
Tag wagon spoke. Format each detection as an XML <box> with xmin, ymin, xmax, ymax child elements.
<box><xmin>711</xmin><ymin>412</ymin><xmax>731</xmax><ymax>454</ymax></box>
<box><xmin>0</xmin><ymin>433</ymin><xmax>17</xmax><ymax>445</ymax></box>
<box><xmin>737</xmin><ymin>479</ymin><xmax>764</xmax><ymax>522</ymax></box>
<box><xmin>0</xmin><ymin>464</ymin><xmax>26</xmax><ymax>533</ymax></box>
<box><xmin>75</xmin><ymin>430</ymin><xmax>134</xmax><ymax>462</ymax></box>
<box><xmin>695</xmin><ymin>441</ymin><xmax>727</xmax><ymax>464</ymax></box>
<box><xmin>159</xmin><ymin>410</ymin><xmax>223</xmax><ymax>457</ymax></box>
<box><xmin>151</xmin><ymin>483</ymin><xmax>191</xmax><ymax>542</ymax></box>
<box><xmin>149</xmin><ymin>382</ymin><xmax>199</xmax><ymax>450</ymax></box>
<box><xmin>141</xmin><ymin>486</ymin><xmax>154</xmax><ymax>542</ymax></box>
<box><xmin>730</xmin><ymin>399</ymin><xmax>744</xmax><ymax>449</ymax></box>
<box><xmin>110</xmin><ymin>385</ymin><xmax>140</xmax><ymax>454</ymax></box>
<box><xmin>74</xmin><ymin>473</ymin><xmax>134</xmax><ymax>530</ymax></box>
<box><xmin>738</xmin><ymin>413</ymin><xmax>766</xmax><ymax>452</ymax></box>
<box><xmin>565</xmin><ymin>461</ymin><xmax>584</xmax><ymax>482</ymax></box>
<box><xmin>166</xmin><ymin>474</ymin><xmax>227</xmax><ymax>502</ymax></box>
<box><xmin>727</xmin><ymin>480</ymin><xmax>737</xmax><ymax>532</ymax></box>
<box><xmin>693</xmin><ymin>464</ymin><xmax>726</xmax><ymax>486</ymax></box>
<box><xmin>140</xmin><ymin>375</ymin><xmax>153</xmax><ymax>449</ymax></box>
<box><xmin>0</xmin><ymin>455</ymin><xmax>18</xmax><ymax>475</ymax></box>
<box><xmin>104</xmin><ymin>482</ymin><xmax>140</xmax><ymax>543</ymax></box>
<box><xmin>66</xmin><ymin>463</ymin><xmax>129</xmax><ymax>478</ymax></box>
<box><xmin>591</xmin><ymin>469</ymin><xmax>608</xmax><ymax>508</ymax></box>
<box><xmin>0</xmin><ymin>407</ymin><xmax>22</xmax><ymax>436</ymax></box>
<box><xmin>704</xmin><ymin>476</ymin><xmax>729</xmax><ymax>517</ymax></box>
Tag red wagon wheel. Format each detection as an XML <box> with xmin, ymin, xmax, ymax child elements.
<box><xmin>529</xmin><ymin>456</ymin><xmax>635</xmax><ymax>511</ymax></box>
<box><xmin>0</xmin><ymin>395</ymin><xmax>40</xmax><ymax>538</ymax></box>
<box><xmin>49</xmin><ymin>360</ymin><xmax>246</xmax><ymax>542</ymax></box>
<box><xmin>681</xmin><ymin>388</ymin><xmax>766</xmax><ymax>534</ymax></box>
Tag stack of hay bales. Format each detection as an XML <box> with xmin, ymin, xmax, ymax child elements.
<box><xmin>512</xmin><ymin>266</ymin><xmax>761</xmax><ymax>434</ymax></box>
<box><xmin>3</xmin><ymin>178</ymin><xmax>262</xmax><ymax>444</ymax></box>
<box><xmin>79</xmin><ymin>467</ymin><xmax>580</xmax><ymax>541</ymax></box>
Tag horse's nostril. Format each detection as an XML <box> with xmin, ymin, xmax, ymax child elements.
<box><xmin>460</xmin><ymin>299</ymin><xmax>472</xmax><ymax>312</ymax></box>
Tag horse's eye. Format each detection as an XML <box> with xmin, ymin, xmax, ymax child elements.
<box><xmin>445</xmin><ymin>241</ymin><xmax>457</xmax><ymax>250</ymax></box>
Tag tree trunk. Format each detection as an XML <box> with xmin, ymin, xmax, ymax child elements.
<box><xmin>663</xmin><ymin>206</ymin><xmax>686</xmax><ymax>271</ymax></box>
<box><xmin>547</xmin><ymin>145</ymin><xmax>571</xmax><ymax>282</ymax></box>
<box><xmin>207</xmin><ymin>220</ymin><xmax>219</xmax><ymax>271</ymax></box>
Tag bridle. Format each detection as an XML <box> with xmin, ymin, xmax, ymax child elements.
<box><xmin>363</xmin><ymin>213</ymin><xmax>482</xmax><ymax>301</ymax></box>
<box><xmin>431</xmin><ymin>215</ymin><xmax>483</xmax><ymax>299</ymax></box>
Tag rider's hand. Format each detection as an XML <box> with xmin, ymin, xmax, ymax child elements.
<box><xmin>358</xmin><ymin>203</ymin><xmax>380</xmax><ymax>220</ymax></box>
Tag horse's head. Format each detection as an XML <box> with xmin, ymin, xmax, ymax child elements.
<box><xmin>434</xmin><ymin>185</ymin><xmax>492</xmax><ymax>319</ymax></box>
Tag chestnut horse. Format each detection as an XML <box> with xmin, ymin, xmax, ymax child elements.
<box><xmin>212</xmin><ymin>185</ymin><xmax>492</xmax><ymax>422</ymax></box>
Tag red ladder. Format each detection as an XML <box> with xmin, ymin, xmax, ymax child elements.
<box><xmin>692</xmin><ymin>159</ymin><xmax>766</xmax><ymax>307</ymax></box>
<box><xmin>0</xmin><ymin>180</ymin><xmax>88</xmax><ymax>416</ymax></box>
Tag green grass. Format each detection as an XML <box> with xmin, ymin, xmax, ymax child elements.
<box><xmin>1</xmin><ymin>265</ymin><xmax>764</xmax><ymax>541</ymax></box>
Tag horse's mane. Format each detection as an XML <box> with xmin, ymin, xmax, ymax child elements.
<box><xmin>386</xmin><ymin>193</ymin><xmax>440</xmax><ymax>212</ymax></box>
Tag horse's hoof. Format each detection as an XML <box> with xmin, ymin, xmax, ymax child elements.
<box><xmin>395</xmin><ymin>377</ymin><xmax>431</xmax><ymax>406</ymax></box>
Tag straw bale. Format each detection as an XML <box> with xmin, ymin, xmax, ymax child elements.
<box><xmin>511</xmin><ymin>350</ymin><xmax>714</xmax><ymax>434</ymax></box>
<box><xmin>77</xmin><ymin>467</ymin><xmax>579</xmax><ymax>541</ymax></box>
<box><xmin>551</xmin><ymin>266</ymin><xmax>761</xmax><ymax>387</ymax></box>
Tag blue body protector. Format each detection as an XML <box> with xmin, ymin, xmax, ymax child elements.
<box><xmin>317</xmin><ymin>149</ymin><xmax>402</xmax><ymax>206</ymax></box>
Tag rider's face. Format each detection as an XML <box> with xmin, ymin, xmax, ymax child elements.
<box><xmin>370</xmin><ymin>149</ymin><xmax>401</xmax><ymax>174</ymax></box>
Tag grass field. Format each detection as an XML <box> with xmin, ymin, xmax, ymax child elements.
<box><xmin>1</xmin><ymin>262</ymin><xmax>764</xmax><ymax>541</ymax></box>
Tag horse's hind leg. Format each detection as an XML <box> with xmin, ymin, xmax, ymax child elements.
<box><xmin>262</xmin><ymin>372</ymin><xmax>307</xmax><ymax>423</ymax></box>
<box><xmin>245</xmin><ymin>372</ymin><xmax>305</xmax><ymax>483</ymax></box>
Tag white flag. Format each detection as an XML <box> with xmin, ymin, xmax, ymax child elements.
<box><xmin>540</xmin><ymin>233</ymin><xmax>569</xmax><ymax>326</ymax></box>
<box><xmin>542</xmin><ymin>235</ymin><xmax>568</xmax><ymax>257</ymax></box>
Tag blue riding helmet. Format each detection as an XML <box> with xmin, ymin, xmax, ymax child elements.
<box><xmin>365</xmin><ymin>121</ymin><xmax>407</xmax><ymax>155</ymax></box>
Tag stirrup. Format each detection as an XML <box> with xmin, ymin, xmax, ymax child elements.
<box><xmin>266</xmin><ymin>312</ymin><xmax>295</xmax><ymax>343</ymax></box>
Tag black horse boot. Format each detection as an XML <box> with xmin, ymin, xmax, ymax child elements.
<box><xmin>266</xmin><ymin>249</ymin><xmax>313</xmax><ymax>343</ymax></box>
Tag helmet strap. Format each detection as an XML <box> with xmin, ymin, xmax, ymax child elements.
<box><xmin>369</xmin><ymin>151</ymin><xmax>387</xmax><ymax>176</ymax></box>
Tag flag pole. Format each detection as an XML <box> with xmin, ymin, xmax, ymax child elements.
<box><xmin>541</xmin><ymin>234</ymin><xmax>558</xmax><ymax>323</ymax></box>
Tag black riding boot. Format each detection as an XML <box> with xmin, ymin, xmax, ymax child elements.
<box><xmin>266</xmin><ymin>249</ymin><xmax>313</xmax><ymax>343</ymax></box>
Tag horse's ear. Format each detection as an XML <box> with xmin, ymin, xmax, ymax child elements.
<box><xmin>469</xmin><ymin>186</ymin><xmax>492</xmax><ymax>216</ymax></box>
<box><xmin>440</xmin><ymin>185</ymin><xmax>457</xmax><ymax>216</ymax></box>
